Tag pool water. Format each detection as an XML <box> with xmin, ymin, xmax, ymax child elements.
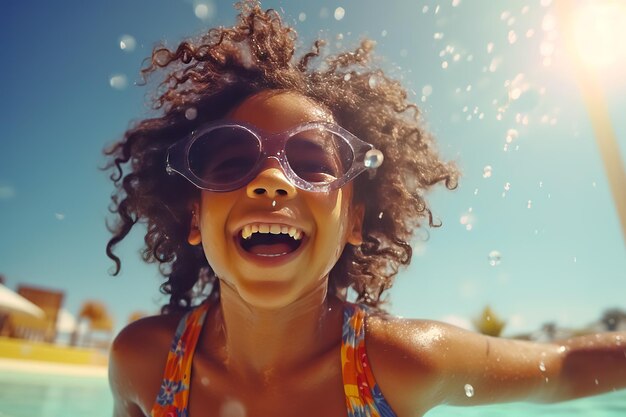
<box><xmin>0</xmin><ymin>371</ymin><xmax>624</xmax><ymax>417</ymax></box>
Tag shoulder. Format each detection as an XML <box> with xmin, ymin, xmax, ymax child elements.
<box><xmin>363</xmin><ymin>311</ymin><xmax>466</xmax><ymax>415</ymax></box>
<box><xmin>109</xmin><ymin>311</ymin><xmax>186</xmax><ymax>415</ymax></box>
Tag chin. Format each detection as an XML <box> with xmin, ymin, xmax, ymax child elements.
<box><xmin>234</xmin><ymin>279</ymin><xmax>303</xmax><ymax>310</ymax></box>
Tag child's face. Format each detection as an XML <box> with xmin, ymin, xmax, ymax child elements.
<box><xmin>190</xmin><ymin>90</ymin><xmax>364</xmax><ymax>308</ymax></box>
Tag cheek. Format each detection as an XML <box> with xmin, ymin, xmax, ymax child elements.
<box><xmin>309</xmin><ymin>189</ymin><xmax>352</xmax><ymax>257</ymax></box>
<box><xmin>198</xmin><ymin>192</ymin><xmax>235</xmax><ymax>275</ymax></box>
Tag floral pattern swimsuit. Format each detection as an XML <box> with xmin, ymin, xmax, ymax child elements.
<box><xmin>151</xmin><ymin>302</ymin><xmax>397</xmax><ymax>417</ymax></box>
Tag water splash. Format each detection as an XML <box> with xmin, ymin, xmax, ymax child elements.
<box><xmin>119</xmin><ymin>35</ymin><xmax>136</xmax><ymax>52</ymax></box>
<box><xmin>334</xmin><ymin>7</ymin><xmax>345</xmax><ymax>20</ymax></box>
<box><xmin>185</xmin><ymin>107</ymin><xmax>198</xmax><ymax>121</ymax></box>
<box><xmin>109</xmin><ymin>74</ymin><xmax>128</xmax><ymax>90</ymax></box>
<box><xmin>488</xmin><ymin>250</ymin><xmax>501</xmax><ymax>266</ymax></box>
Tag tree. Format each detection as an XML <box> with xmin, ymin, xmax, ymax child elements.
<box><xmin>473</xmin><ymin>305</ymin><xmax>506</xmax><ymax>337</ymax></box>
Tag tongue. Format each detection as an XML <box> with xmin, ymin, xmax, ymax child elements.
<box><xmin>249</xmin><ymin>243</ymin><xmax>292</xmax><ymax>256</ymax></box>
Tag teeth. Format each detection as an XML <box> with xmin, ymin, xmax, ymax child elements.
<box><xmin>240</xmin><ymin>223</ymin><xmax>304</xmax><ymax>240</ymax></box>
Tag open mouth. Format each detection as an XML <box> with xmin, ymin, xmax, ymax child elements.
<box><xmin>237</xmin><ymin>223</ymin><xmax>305</xmax><ymax>257</ymax></box>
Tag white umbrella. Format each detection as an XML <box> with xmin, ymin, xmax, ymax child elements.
<box><xmin>0</xmin><ymin>283</ymin><xmax>46</xmax><ymax>319</ymax></box>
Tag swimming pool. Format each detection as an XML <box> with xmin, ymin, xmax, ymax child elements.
<box><xmin>0</xmin><ymin>370</ymin><xmax>624</xmax><ymax>417</ymax></box>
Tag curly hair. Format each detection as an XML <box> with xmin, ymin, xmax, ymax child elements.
<box><xmin>104</xmin><ymin>0</ymin><xmax>459</xmax><ymax>314</ymax></box>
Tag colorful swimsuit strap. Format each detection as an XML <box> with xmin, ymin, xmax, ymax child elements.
<box><xmin>151</xmin><ymin>301</ymin><xmax>210</xmax><ymax>417</ymax></box>
<box><xmin>341</xmin><ymin>303</ymin><xmax>398</xmax><ymax>417</ymax></box>
<box><xmin>151</xmin><ymin>301</ymin><xmax>397</xmax><ymax>417</ymax></box>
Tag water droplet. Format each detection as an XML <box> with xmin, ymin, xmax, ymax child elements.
<box><xmin>542</xmin><ymin>14</ymin><xmax>556</xmax><ymax>31</ymax></box>
<box><xmin>539</xmin><ymin>361</ymin><xmax>546</xmax><ymax>372</ymax></box>
<box><xmin>368</xmin><ymin>75</ymin><xmax>379</xmax><ymax>89</ymax></box>
<box><xmin>109</xmin><ymin>74</ymin><xmax>128</xmax><ymax>90</ymax></box>
<box><xmin>487</xmin><ymin>42</ymin><xmax>495</xmax><ymax>53</ymax></box>
<box><xmin>298</xmin><ymin>12</ymin><xmax>306</xmax><ymax>22</ymax></box>
<box><xmin>435</xmin><ymin>5</ymin><xmax>440</xmax><ymax>14</ymax></box>
<box><xmin>595</xmin><ymin>379</ymin><xmax>599</xmax><ymax>385</ymax></box>
<box><xmin>434</xmin><ymin>32</ymin><xmax>444</xmax><ymax>40</ymax></box>
<box><xmin>441</xmin><ymin>61</ymin><xmax>449</xmax><ymax>69</ymax></box>
<box><xmin>452</xmin><ymin>0</ymin><xmax>461</xmax><ymax>7</ymax></box>
<box><xmin>119</xmin><ymin>34</ymin><xmax>137</xmax><ymax>52</ymax></box>
<box><xmin>378</xmin><ymin>211</ymin><xmax>384</xmax><ymax>219</ymax></box>
<box><xmin>573</xmin><ymin>256</ymin><xmax>577</xmax><ymax>263</ymax></box>
<box><xmin>482</xmin><ymin>166</ymin><xmax>492</xmax><ymax>178</ymax></box>
<box><xmin>220</xmin><ymin>399</ymin><xmax>246</xmax><ymax>417</ymax></box>
<box><xmin>504</xmin><ymin>182</ymin><xmax>511</xmax><ymax>191</ymax></box>
<box><xmin>381</xmin><ymin>29</ymin><xmax>388</xmax><ymax>37</ymax></box>
<box><xmin>334</xmin><ymin>7</ymin><xmax>345</xmax><ymax>20</ymax></box>
<box><xmin>271</xmin><ymin>200</ymin><xmax>277</xmax><ymax>207</ymax></box>
<box><xmin>474</xmin><ymin>188</ymin><xmax>479</xmax><ymax>195</ymax></box>
<box><xmin>343</xmin><ymin>73</ymin><xmax>352</xmax><ymax>81</ymax></box>
<box><xmin>201</xmin><ymin>377</ymin><xmax>210</xmax><ymax>386</ymax></box>
<box><xmin>527</xmin><ymin>200</ymin><xmax>532</xmax><ymax>209</ymax></box>
<box><xmin>185</xmin><ymin>107</ymin><xmax>198</xmax><ymax>120</ymax></box>
<box><xmin>506</xmin><ymin>129</ymin><xmax>519</xmax><ymax>142</ymax></box>
<box><xmin>488</xmin><ymin>250</ymin><xmax>501</xmax><ymax>266</ymax></box>
<box><xmin>364</xmin><ymin>149</ymin><xmax>384</xmax><ymax>168</ymax></box>
<box><xmin>54</xmin><ymin>213</ymin><xmax>65</xmax><ymax>221</ymax></box>
<box><xmin>422</xmin><ymin>85</ymin><xmax>433</xmax><ymax>97</ymax></box>
<box><xmin>194</xmin><ymin>3</ymin><xmax>215</xmax><ymax>20</ymax></box>
<box><xmin>464</xmin><ymin>384</ymin><xmax>474</xmax><ymax>397</ymax></box>
<box><xmin>558</xmin><ymin>345</ymin><xmax>567</xmax><ymax>353</ymax></box>
<box><xmin>489</xmin><ymin>57</ymin><xmax>502</xmax><ymax>72</ymax></box>
<box><xmin>422</xmin><ymin>5</ymin><xmax>429</xmax><ymax>13</ymax></box>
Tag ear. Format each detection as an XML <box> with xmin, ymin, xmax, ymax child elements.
<box><xmin>187</xmin><ymin>201</ymin><xmax>202</xmax><ymax>246</ymax></box>
<box><xmin>346</xmin><ymin>203</ymin><xmax>365</xmax><ymax>246</ymax></box>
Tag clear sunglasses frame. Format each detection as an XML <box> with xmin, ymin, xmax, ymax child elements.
<box><xmin>165</xmin><ymin>120</ymin><xmax>383</xmax><ymax>193</ymax></box>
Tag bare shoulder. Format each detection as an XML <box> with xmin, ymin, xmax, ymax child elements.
<box><xmin>364</xmin><ymin>313</ymin><xmax>469</xmax><ymax>416</ymax></box>
<box><xmin>109</xmin><ymin>311</ymin><xmax>185</xmax><ymax>416</ymax></box>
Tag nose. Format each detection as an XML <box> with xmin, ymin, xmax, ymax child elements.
<box><xmin>246</xmin><ymin>159</ymin><xmax>297</xmax><ymax>201</ymax></box>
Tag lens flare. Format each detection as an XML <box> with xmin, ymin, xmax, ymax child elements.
<box><xmin>571</xmin><ymin>2</ymin><xmax>626</xmax><ymax>69</ymax></box>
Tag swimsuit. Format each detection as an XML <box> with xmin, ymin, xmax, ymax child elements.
<box><xmin>151</xmin><ymin>302</ymin><xmax>397</xmax><ymax>417</ymax></box>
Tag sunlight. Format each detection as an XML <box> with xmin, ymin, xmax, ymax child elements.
<box><xmin>571</xmin><ymin>1</ymin><xmax>626</xmax><ymax>69</ymax></box>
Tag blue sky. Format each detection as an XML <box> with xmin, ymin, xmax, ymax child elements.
<box><xmin>1</xmin><ymin>0</ymin><xmax>625</xmax><ymax>337</ymax></box>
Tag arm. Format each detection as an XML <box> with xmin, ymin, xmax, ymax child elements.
<box><xmin>109</xmin><ymin>329</ymin><xmax>149</xmax><ymax>417</ymax></box>
<box><xmin>108</xmin><ymin>314</ymin><xmax>180</xmax><ymax>417</ymax></box>
<box><xmin>366</xmin><ymin>317</ymin><xmax>626</xmax><ymax>415</ymax></box>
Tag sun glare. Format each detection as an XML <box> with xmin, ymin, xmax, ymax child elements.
<box><xmin>571</xmin><ymin>1</ymin><xmax>626</xmax><ymax>69</ymax></box>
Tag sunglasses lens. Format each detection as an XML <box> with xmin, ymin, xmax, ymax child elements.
<box><xmin>285</xmin><ymin>128</ymin><xmax>354</xmax><ymax>185</ymax></box>
<box><xmin>188</xmin><ymin>126</ymin><xmax>260</xmax><ymax>186</ymax></box>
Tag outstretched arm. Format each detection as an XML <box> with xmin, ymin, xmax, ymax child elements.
<box><xmin>367</xmin><ymin>317</ymin><xmax>626</xmax><ymax>415</ymax></box>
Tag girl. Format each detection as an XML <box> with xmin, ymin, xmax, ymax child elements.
<box><xmin>105</xmin><ymin>2</ymin><xmax>626</xmax><ymax>416</ymax></box>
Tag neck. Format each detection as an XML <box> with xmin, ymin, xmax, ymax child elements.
<box><xmin>205</xmin><ymin>280</ymin><xmax>344</xmax><ymax>385</ymax></box>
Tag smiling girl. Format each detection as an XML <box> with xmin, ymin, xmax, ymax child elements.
<box><xmin>105</xmin><ymin>2</ymin><xmax>626</xmax><ymax>416</ymax></box>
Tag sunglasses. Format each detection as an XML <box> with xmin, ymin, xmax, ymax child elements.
<box><xmin>165</xmin><ymin>121</ymin><xmax>383</xmax><ymax>192</ymax></box>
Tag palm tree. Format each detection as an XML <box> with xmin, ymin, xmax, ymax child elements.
<box><xmin>473</xmin><ymin>305</ymin><xmax>506</xmax><ymax>337</ymax></box>
<box><xmin>70</xmin><ymin>300</ymin><xmax>114</xmax><ymax>347</ymax></box>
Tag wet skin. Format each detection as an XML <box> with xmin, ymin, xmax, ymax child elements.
<box><xmin>109</xmin><ymin>90</ymin><xmax>626</xmax><ymax>417</ymax></box>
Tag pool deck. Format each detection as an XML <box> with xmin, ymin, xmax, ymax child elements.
<box><xmin>0</xmin><ymin>336</ymin><xmax>108</xmax><ymax>377</ymax></box>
